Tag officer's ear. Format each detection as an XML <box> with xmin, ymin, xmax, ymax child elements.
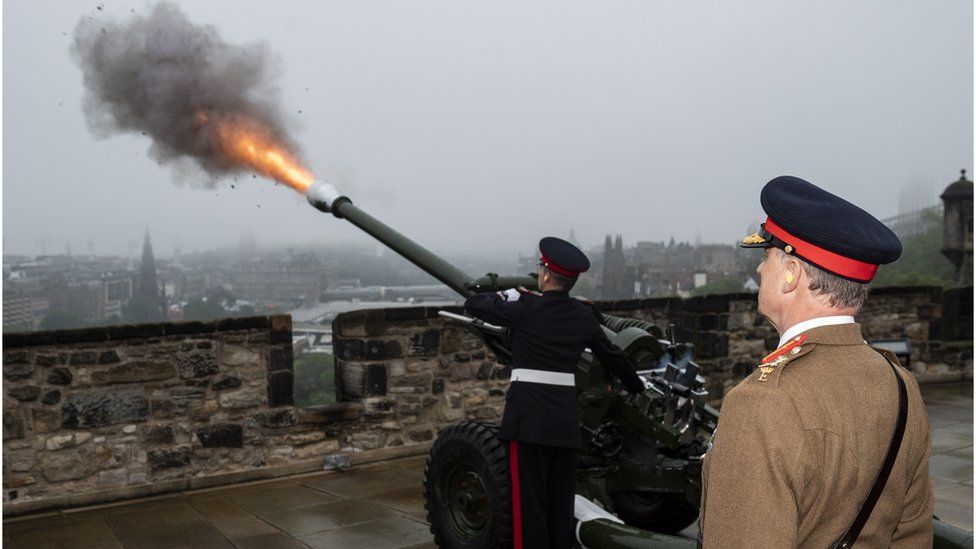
<box><xmin>783</xmin><ymin>257</ymin><xmax>802</xmax><ymax>293</ymax></box>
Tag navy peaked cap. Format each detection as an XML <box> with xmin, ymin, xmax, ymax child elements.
<box><xmin>740</xmin><ymin>176</ymin><xmax>902</xmax><ymax>282</ymax></box>
<box><xmin>539</xmin><ymin>237</ymin><xmax>589</xmax><ymax>277</ymax></box>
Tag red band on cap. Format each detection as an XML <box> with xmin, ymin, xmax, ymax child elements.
<box><xmin>764</xmin><ymin>218</ymin><xmax>879</xmax><ymax>282</ymax></box>
<box><xmin>539</xmin><ymin>255</ymin><xmax>579</xmax><ymax>277</ymax></box>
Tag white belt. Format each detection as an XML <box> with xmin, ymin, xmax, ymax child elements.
<box><xmin>510</xmin><ymin>368</ymin><xmax>575</xmax><ymax>386</ymax></box>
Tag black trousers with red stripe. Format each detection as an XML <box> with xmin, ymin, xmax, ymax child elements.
<box><xmin>508</xmin><ymin>440</ymin><xmax>578</xmax><ymax>549</ymax></box>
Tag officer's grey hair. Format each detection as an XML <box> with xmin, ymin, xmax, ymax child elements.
<box><xmin>777</xmin><ymin>249</ymin><xmax>870</xmax><ymax>310</ymax></box>
<box><xmin>544</xmin><ymin>267</ymin><xmax>577</xmax><ymax>292</ymax></box>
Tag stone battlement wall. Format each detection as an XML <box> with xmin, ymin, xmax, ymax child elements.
<box><xmin>3</xmin><ymin>287</ymin><xmax>970</xmax><ymax>516</ymax></box>
<box><xmin>1</xmin><ymin>316</ymin><xmax>313</xmax><ymax>516</ymax></box>
<box><xmin>595</xmin><ymin>286</ymin><xmax>972</xmax><ymax>399</ymax></box>
<box><xmin>329</xmin><ymin>286</ymin><xmax>972</xmax><ymax>453</ymax></box>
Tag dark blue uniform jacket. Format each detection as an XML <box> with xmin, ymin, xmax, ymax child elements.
<box><xmin>465</xmin><ymin>290</ymin><xmax>645</xmax><ymax>448</ymax></box>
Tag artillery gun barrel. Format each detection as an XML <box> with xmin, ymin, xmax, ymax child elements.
<box><xmin>307</xmin><ymin>182</ymin><xmax>476</xmax><ymax>296</ymax></box>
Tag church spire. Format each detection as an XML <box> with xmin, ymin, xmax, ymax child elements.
<box><xmin>139</xmin><ymin>228</ymin><xmax>160</xmax><ymax>302</ymax></box>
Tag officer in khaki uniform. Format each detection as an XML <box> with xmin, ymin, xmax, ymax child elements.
<box><xmin>699</xmin><ymin>176</ymin><xmax>934</xmax><ymax>548</ymax></box>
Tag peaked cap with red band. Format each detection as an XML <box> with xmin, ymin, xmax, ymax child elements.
<box><xmin>740</xmin><ymin>176</ymin><xmax>902</xmax><ymax>282</ymax></box>
<box><xmin>539</xmin><ymin>236</ymin><xmax>590</xmax><ymax>278</ymax></box>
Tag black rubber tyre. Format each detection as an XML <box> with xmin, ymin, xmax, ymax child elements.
<box><xmin>424</xmin><ymin>421</ymin><xmax>512</xmax><ymax>549</ymax></box>
<box><xmin>609</xmin><ymin>491</ymin><xmax>700</xmax><ymax>534</ymax></box>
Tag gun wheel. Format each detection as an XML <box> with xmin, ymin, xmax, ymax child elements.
<box><xmin>610</xmin><ymin>491</ymin><xmax>700</xmax><ymax>535</ymax></box>
<box><xmin>424</xmin><ymin>421</ymin><xmax>512</xmax><ymax>548</ymax></box>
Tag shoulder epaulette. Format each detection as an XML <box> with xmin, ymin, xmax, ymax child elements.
<box><xmin>750</xmin><ymin>334</ymin><xmax>816</xmax><ymax>386</ymax></box>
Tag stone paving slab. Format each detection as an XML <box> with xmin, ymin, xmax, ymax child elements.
<box><xmin>258</xmin><ymin>499</ymin><xmax>400</xmax><ymax>537</ymax></box>
<box><xmin>365</xmin><ymin>485</ymin><xmax>429</xmax><ymax>515</ymax></box>
<box><xmin>389</xmin><ymin>455</ymin><xmax>428</xmax><ymax>470</ymax></box>
<box><xmin>296</xmin><ymin>515</ymin><xmax>433</xmax><ymax>549</ymax></box>
<box><xmin>924</xmin><ymin>382</ymin><xmax>974</xmax><ymax>532</ymax></box>
<box><xmin>302</xmin><ymin>466</ymin><xmax>425</xmax><ymax>499</ymax></box>
<box><xmin>931</xmin><ymin>452</ymin><xmax>975</xmax><ymax>483</ymax></box>
<box><xmin>224</xmin><ymin>485</ymin><xmax>342</xmax><ymax>515</ymax></box>
<box><xmin>226</xmin><ymin>532</ymin><xmax>312</xmax><ymax>549</ymax></box>
<box><xmin>932</xmin><ymin>422</ymin><xmax>974</xmax><ymax>454</ymax></box>
<box><xmin>2</xmin><ymin>382</ymin><xmax>970</xmax><ymax>547</ymax></box>
<box><xmin>189</xmin><ymin>497</ymin><xmax>282</xmax><ymax>539</ymax></box>
<box><xmin>3</xmin><ymin>513</ymin><xmax>124</xmax><ymax>549</ymax></box>
<box><xmin>103</xmin><ymin>501</ymin><xmax>235</xmax><ymax>549</ymax></box>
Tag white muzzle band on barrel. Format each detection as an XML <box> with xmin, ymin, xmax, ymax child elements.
<box><xmin>510</xmin><ymin>368</ymin><xmax>575</xmax><ymax>386</ymax></box>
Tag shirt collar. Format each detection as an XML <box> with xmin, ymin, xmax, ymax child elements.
<box><xmin>542</xmin><ymin>290</ymin><xmax>569</xmax><ymax>298</ymax></box>
<box><xmin>778</xmin><ymin>315</ymin><xmax>855</xmax><ymax>348</ymax></box>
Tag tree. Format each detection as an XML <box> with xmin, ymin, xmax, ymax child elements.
<box><xmin>293</xmin><ymin>352</ymin><xmax>335</xmax><ymax>405</ymax></box>
<box><xmin>873</xmin><ymin>210</ymin><xmax>956</xmax><ymax>288</ymax></box>
<box><xmin>208</xmin><ymin>288</ymin><xmax>238</xmax><ymax>309</ymax></box>
<box><xmin>180</xmin><ymin>288</ymin><xmax>247</xmax><ymax>321</ymax></box>
<box><xmin>40</xmin><ymin>310</ymin><xmax>84</xmax><ymax>330</ymax></box>
<box><xmin>690</xmin><ymin>277</ymin><xmax>748</xmax><ymax>297</ymax></box>
<box><xmin>182</xmin><ymin>297</ymin><xmax>227</xmax><ymax>321</ymax></box>
<box><xmin>123</xmin><ymin>295</ymin><xmax>164</xmax><ymax>323</ymax></box>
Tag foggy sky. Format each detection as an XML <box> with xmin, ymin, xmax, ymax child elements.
<box><xmin>4</xmin><ymin>1</ymin><xmax>973</xmax><ymax>261</ymax></box>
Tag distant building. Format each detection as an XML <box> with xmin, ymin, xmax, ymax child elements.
<box><xmin>3</xmin><ymin>269</ymin><xmax>50</xmax><ymax>329</ymax></box>
<box><xmin>602</xmin><ymin>234</ymin><xmax>632</xmax><ymax>299</ymax></box>
<box><xmin>2</xmin><ymin>254</ymin><xmax>133</xmax><ymax>327</ymax></box>
<box><xmin>941</xmin><ymin>169</ymin><xmax>974</xmax><ymax>287</ymax></box>
<box><xmin>102</xmin><ymin>273</ymin><xmax>134</xmax><ymax>319</ymax></box>
<box><xmin>157</xmin><ymin>263</ymin><xmax>211</xmax><ymax>302</ymax></box>
<box><xmin>3</xmin><ymin>291</ymin><xmax>34</xmax><ymax>329</ymax></box>
<box><xmin>43</xmin><ymin>269</ymin><xmax>133</xmax><ymax>324</ymax></box>
<box><xmin>232</xmin><ymin>251</ymin><xmax>330</xmax><ymax>306</ymax></box>
<box><xmin>593</xmin><ymin>234</ymin><xmax>752</xmax><ymax>298</ymax></box>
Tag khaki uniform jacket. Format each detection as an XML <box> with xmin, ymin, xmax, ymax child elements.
<box><xmin>700</xmin><ymin>323</ymin><xmax>933</xmax><ymax>548</ymax></box>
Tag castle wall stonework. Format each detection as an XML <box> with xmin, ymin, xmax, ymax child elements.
<box><xmin>3</xmin><ymin>287</ymin><xmax>970</xmax><ymax>515</ymax></box>
<box><xmin>593</xmin><ymin>286</ymin><xmax>972</xmax><ymax>400</ymax></box>
<box><xmin>330</xmin><ymin>286</ymin><xmax>972</xmax><ymax>452</ymax></box>
<box><xmin>2</xmin><ymin>316</ymin><xmax>310</xmax><ymax>515</ymax></box>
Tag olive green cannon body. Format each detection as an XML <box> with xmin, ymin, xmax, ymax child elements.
<box><xmin>306</xmin><ymin>183</ymin><xmax>970</xmax><ymax>549</ymax></box>
<box><xmin>306</xmin><ymin>182</ymin><xmax>534</xmax><ymax>296</ymax></box>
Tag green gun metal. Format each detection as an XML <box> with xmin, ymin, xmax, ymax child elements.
<box><xmin>307</xmin><ymin>182</ymin><xmax>535</xmax><ymax>295</ymax></box>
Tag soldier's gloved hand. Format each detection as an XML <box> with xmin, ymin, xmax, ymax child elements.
<box><xmin>498</xmin><ymin>288</ymin><xmax>521</xmax><ymax>302</ymax></box>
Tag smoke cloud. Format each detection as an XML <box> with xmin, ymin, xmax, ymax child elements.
<box><xmin>72</xmin><ymin>2</ymin><xmax>304</xmax><ymax>186</ymax></box>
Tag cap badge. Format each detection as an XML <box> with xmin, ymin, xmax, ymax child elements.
<box><xmin>742</xmin><ymin>233</ymin><xmax>766</xmax><ymax>245</ymax></box>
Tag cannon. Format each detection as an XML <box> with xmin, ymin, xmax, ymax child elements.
<box><xmin>306</xmin><ymin>183</ymin><xmax>972</xmax><ymax>549</ymax></box>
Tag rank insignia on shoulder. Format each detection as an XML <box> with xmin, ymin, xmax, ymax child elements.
<box><xmin>761</xmin><ymin>333</ymin><xmax>808</xmax><ymax>365</ymax></box>
<box><xmin>757</xmin><ymin>356</ymin><xmax>786</xmax><ymax>382</ymax></box>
